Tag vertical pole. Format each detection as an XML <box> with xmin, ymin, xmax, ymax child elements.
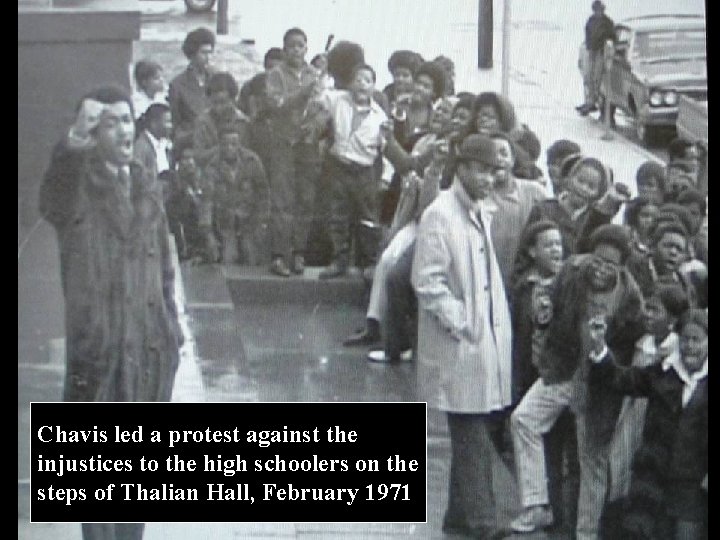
<box><xmin>601</xmin><ymin>40</ymin><xmax>614</xmax><ymax>141</ymax></box>
<box><xmin>501</xmin><ymin>0</ymin><xmax>511</xmax><ymax>98</ymax></box>
<box><xmin>217</xmin><ymin>0</ymin><xmax>229</xmax><ymax>35</ymax></box>
<box><xmin>478</xmin><ymin>0</ymin><xmax>493</xmax><ymax>69</ymax></box>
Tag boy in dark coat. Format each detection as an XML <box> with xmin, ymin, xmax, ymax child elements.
<box><xmin>200</xmin><ymin>127</ymin><xmax>270</xmax><ymax>265</ymax></box>
<box><xmin>193</xmin><ymin>72</ymin><xmax>250</xmax><ymax>170</ymax></box>
<box><xmin>627</xmin><ymin>222</ymin><xmax>697</xmax><ymax>306</ymax></box>
<box><xmin>168</xmin><ymin>27</ymin><xmax>216</xmax><ymax>152</ymax></box>
<box><xmin>165</xmin><ymin>143</ymin><xmax>205</xmax><ymax>262</ymax></box>
<box><xmin>265</xmin><ymin>27</ymin><xmax>325</xmax><ymax>276</ymax></box>
<box><xmin>588</xmin><ymin>309</ymin><xmax>708</xmax><ymax>540</ymax></box>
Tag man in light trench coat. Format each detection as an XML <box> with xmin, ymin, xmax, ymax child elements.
<box><xmin>39</xmin><ymin>86</ymin><xmax>184</xmax><ymax>540</ymax></box>
<box><xmin>412</xmin><ymin>134</ymin><xmax>513</xmax><ymax>539</ymax></box>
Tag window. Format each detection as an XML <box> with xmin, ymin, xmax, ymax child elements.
<box><xmin>632</xmin><ymin>29</ymin><xmax>706</xmax><ymax>60</ymax></box>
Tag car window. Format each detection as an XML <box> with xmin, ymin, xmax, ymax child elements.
<box><xmin>632</xmin><ymin>29</ymin><xmax>706</xmax><ymax>60</ymax></box>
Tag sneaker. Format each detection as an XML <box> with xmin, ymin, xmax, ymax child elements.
<box><xmin>367</xmin><ymin>349</ymin><xmax>413</xmax><ymax>363</ymax></box>
<box><xmin>510</xmin><ymin>505</ymin><xmax>554</xmax><ymax>533</ymax></box>
<box><xmin>270</xmin><ymin>257</ymin><xmax>291</xmax><ymax>277</ymax></box>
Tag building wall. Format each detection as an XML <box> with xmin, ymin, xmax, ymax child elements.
<box><xmin>18</xmin><ymin>9</ymin><xmax>140</xmax><ymax>365</ymax></box>
<box><xmin>18</xmin><ymin>9</ymin><xmax>140</xmax><ymax>230</ymax></box>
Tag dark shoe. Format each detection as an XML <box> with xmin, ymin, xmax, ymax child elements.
<box><xmin>319</xmin><ymin>262</ymin><xmax>347</xmax><ymax>280</ymax></box>
<box><xmin>577</xmin><ymin>105</ymin><xmax>591</xmax><ymax>116</ymax></box>
<box><xmin>343</xmin><ymin>327</ymin><xmax>381</xmax><ymax>347</ymax></box>
<box><xmin>270</xmin><ymin>257</ymin><xmax>291</xmax><ymax>277</ymax></box>
<box><xmin>290</xmin><ymin>254</ymin><xmax>305</xmax><ymax>275</ymax></box>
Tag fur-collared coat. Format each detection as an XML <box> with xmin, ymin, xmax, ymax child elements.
<box><xmin>39</xmin><ymin>142</ymin><xmax>182</xmax><ymax>402</ymax></box>
<box><xmin>538</xmin><ymin>254</ymin><xmax>645</xmax><ymax>444</ymax></box>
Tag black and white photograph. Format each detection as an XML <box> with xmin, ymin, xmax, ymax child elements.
<box><xmin>19</xmin><ymin>0</ymin><xmax>708</xmax><ymax>538</ymax></box>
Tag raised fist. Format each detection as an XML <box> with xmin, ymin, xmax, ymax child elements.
<box><xmin>67</xmin><ymin>99</ymin><xmax>105</xmax><ymax>149</ymax></box>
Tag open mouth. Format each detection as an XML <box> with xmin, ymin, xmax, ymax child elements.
<box><xmin>118</xmin><ymin>139</ymin><xmax>133</xmax><ymax>158</ymax></box>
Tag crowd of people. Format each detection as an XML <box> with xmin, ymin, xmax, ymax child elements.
<box><xmin>40</xmin><ymin>10</ymin><xmax>707</xmax><ymax>540</ymax></box>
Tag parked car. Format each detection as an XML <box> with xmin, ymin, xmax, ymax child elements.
<box><xmin>139</xmin><ymin>0</ymin><xmax>216</xmax><ymax>13</ymax></box>
<box><xmin>184</xmin><ymin>0</ymin><xmax>216</xmax><ymax>12</ymax></box>
<box><xmin>595</xmin><ymin>14</ymin><xmax>707</xmax><ymax>145</ymax></box>
<box><xmin>676</xmin><ymin>94</ymin><xmax>708</xmax><ymax>146</ymax></box>
<box><xmin>676</xmin><ymin>94</ymin><xmax>708</xmax><ymax>194</ymax></box>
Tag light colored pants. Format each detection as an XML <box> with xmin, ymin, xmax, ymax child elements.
<box><xmin>583</xmin><ymin>48</ymin><xmax>605</xmax><ymax>107</ymax></box>
<box><xmin>511</xmin><ymin>377</ymin><xmax>611</xmax><ymax>540</ymax></box>
<box><xmin>366</xmin><ymin>222</ymin><xmax>417</xmax><ymax>322</ymax></box>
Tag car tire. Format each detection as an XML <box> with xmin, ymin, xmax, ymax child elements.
<box><xmin>184</xmin><ymin>0</ymin><xmax>217</xmax><ymax>13</ymax></box>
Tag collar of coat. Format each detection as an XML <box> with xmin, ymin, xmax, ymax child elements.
<box><xmin>451</xmin><ymin>181</ymin><xmax>498</xmax><ymax>227</ymax></box>
<box><xmin>84</xmin><ymin>151</ymin><xmax>164</xmax><ymax>239</ymax></box>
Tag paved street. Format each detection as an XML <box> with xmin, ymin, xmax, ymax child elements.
<box><xmin>19</xmin><ymin>0</ymin><xmax>706</xmax><ymax>538</ymax></box>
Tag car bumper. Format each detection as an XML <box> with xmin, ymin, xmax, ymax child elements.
<box><xmin>639</xmin><ymin>105</ymin><xmax>678</xmax><ymax>127</ymax></box>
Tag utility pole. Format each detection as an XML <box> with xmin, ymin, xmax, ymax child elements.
<box><xmin>501</xmin><ymin>0</ymin><xmax>511</xmax><ymax>98</ymax></box>
<box><xmin>217</xmin><ymin>0</ymin><xmax>229</xmax><ymax>35</ymax></box>
<box><xmin>478</xmin><ymin>0</ymin><xmax>493</xmax><ymax>68</ymax></box>
<box><xmin>601</xmin><ymin>40</ymin><xmax>615</xmax><ymax>141</ymax></box>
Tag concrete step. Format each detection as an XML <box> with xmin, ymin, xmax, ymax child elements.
<box><xmin>224</xmin><ymin>265</ymin><xmax>367</xmax><ymax>306</ymax></box>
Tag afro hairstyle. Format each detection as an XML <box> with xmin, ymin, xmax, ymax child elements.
<box><xmin>387</xmin><ymin>50</ymin><xmax>424</xmax><ymax>76</ymax></box>
<box><xmin>587</xmin><ymin>224</ymin><xmax>632</xmax><ymax>263</ymax></box>
<box><xmin>182</xmin><ymin>27</ymin><xmax>215</xmax><ymax>59</ymax></box>
<box><xmin>327</xmin><ymin>41</ymin><xmax>365</xmax><ymax>89</ymax></box>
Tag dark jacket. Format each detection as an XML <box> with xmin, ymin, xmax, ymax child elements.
<box><xmin>538</xmin><ymin>254</ymin><xmax>645</xmax><ymax>443</ymax></box>
<box><xmin>627</xmin><ymin>251</ymin><xmax>698</xmax><ymax>306</ymax></box>
<box><xmin>201</xmin><ymin>146</ymin><xmax>270</xmax><ymax>231</ymax></box>
<box><xmin>39</xmin><ymin>142</ymin><xmax>182</xmax><ymax>402</ymax></box>
<box><xmin>590</xmin><ymin>352</ymin><xmax>708</xmax><ymax>528</ymax></box>
<box><xmin>519</xmin><ymin>200</ymin><xmax>613</xmax><ymax>272</ymax></box>
<box><xmin>169</xmin><ymin>66</ymin><xmax>214</xmax><ymax>148</ymax></box>
<box><xmin>510</xmin><ymin>272</ymin><xmax>555</xmax><ymax>403</ymax></box>
<box><xmin>585</xmin><ymin>13</ymin><xmax>615</xmax><ymax>52</ymax></box>
<box><xmin>193</xmin><ymin>107</ymin><xmax>250</xmax><ymax>170</ymax></box>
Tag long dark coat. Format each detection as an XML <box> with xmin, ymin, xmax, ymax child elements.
<box><xmin>39</xmin><ymin>142</ymin><xmax>182</xmax><ymax>402</ymax></box>
<box><xmin>590</xmin><ymin>353</ymin><xmax>708</xmax><ymax>538</ymax></box>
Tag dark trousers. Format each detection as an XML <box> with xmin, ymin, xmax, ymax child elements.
<box><xmin>81</xmin><ymin>523</ymin><xmax>144</xmax><ymax>540</ymax></box>
<box><xmin>265</xmin><ymin>138</ymin><xmax>321</xmax><ymax>260</ymax></box>
<box><xmin>323</xmin><ymin>155</ymin><xmax>379</xmax><ymax>265</ymax></box>
<box><xmin>546</xmin><ymin>409</ymin><xmax>580</xmax><ymax>530</ymax></box>
<box><xmin>384</xmin><ymin>241</ymin><xmax>416</xmax><ymax>357</ymax></box>
<box><xmin>444</xmin><ymin>413</ymin><xmax>498</xmax><ymax>534</ymax></box>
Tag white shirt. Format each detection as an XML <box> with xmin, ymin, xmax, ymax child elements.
<box><xmin>321</xmin><ymin>89</ymin><xmax>387</xmax><ymax>167</ymax></box>
<box><xmin>144</xmin><ymin>130</ymin><xmax>171</xmax><ymax>175</ymax></box>
<box><xmin>592</xmin><ymin>336</ymin><xmax>707</xmax><ymax>407</ymax></box>
<box><xmin>662</xmin><ymin>354</ymin><xmax>708</xmax><ymax>407</ymax></box>
<box><xmin>132</xmin><ymin>91</ymin><xmax>169</xmax><ymax>120</ymax></box>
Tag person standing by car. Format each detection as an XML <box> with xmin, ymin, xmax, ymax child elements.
<box><xmin>577</xmin><ymin>1</ymin><xmax>615</xmax><ymax>116</ymax></box>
